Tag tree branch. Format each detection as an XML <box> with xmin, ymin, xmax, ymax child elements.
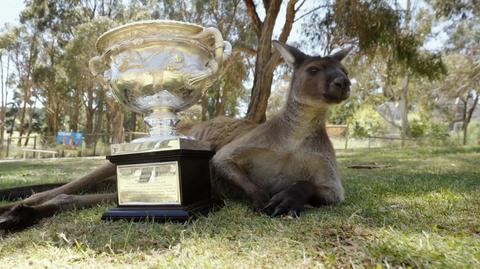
<box><xmin>466</xmin><ymin>93</ymin><xmax>479</xmax><ymax>125</ymax></box>
<box><xmin>234</xmin><ymin>45</ymin><xmax>257</xmax><ymax>56</ymax></box>
<box><xmin>278</xmin><ymin>0</ymin><xmax>298</xmax><ymax>43</ymax></box>
<box><xmin>265</xmin><ymin>0</ymin><xmax>298</xmax><ymax>72</ymax></box>
<box><xmin>263</xmin><ymin>0</ymin><xmax>271</xmax><ymax>12</ymax></box>
<box><xmin>244</xmin><ymin>0</ymin><xmax>262</xmax><ymax>36</ymax></box>
<box><xmin>223</xmin><ymin>0</ymin><xmax>241</xmax><ymax>38</ymax></box>
<box><xmin>294</xmin><ymin>4</ymin><xmax>331</xmax><ymax>22</ymax></box>
<box><xmin>295</xmin><ymin>0</ymin><xmax>307</xmax><ymax>12</ymax></box>
<box><xmin>378</xmin><ymin>112</ymin><xmax>402</xmax><ymax>129</ymax></box>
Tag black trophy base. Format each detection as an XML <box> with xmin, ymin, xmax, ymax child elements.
<box><xmin>102</xmin><ymin>198</ymin><xmax>223</xmax><ymax>222</ymax></box>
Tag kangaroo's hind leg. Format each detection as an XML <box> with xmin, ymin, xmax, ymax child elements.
<box><xmin>0</xmin><ymin>192</ymin><xmax>117</xmax><ymax>231</ymax></box>
<box><xmin>22</xmin><ymin>163</ymin><xmax>116</xmax><ymax>206</ymax></box>
<box><xmin>0</xmin><ymin>163</ymin><xmax>116</xmax><ymax>231</ymax></box>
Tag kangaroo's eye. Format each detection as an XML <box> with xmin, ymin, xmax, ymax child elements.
<box><xmin>307</xmin><ymin>66</ymin><xmax>320</xmax><ymax>75</ymax></box>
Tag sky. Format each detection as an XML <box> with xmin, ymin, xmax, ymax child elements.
<box><xmin>0</xmin><ymin>1</ymin><xmax>25</xmax><ymax>26</ymax></box>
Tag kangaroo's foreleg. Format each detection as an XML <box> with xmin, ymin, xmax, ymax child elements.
<box><xmin>262</xmin><ymin>181</ymin><xmax>344</xmax><ymax>217</ymax></box>
<box><xmin>23</xmin><ymin>163</ymin><xmax>116</xmax><ymax>206</ymax></box>
<box><xmin>212</xmin><ymin>156</ymin><xmax>270</xmax><ymax>211</ymax></box>
<box><xmin>0</xmin><ymin>193</ymin><xmax>117</xmax><ymax>231</ymax></box>
<box><xmin>262</xmin><ymin>181</ymin><xmax>316</xmax><ymax>217</ymax></box>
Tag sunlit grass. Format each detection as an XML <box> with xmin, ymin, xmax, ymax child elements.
<box><xmin>0</xmin><ymin>158</ymin><xmax>108</xmax><ymax>189</ymax></box>
<box><xmin>0</xmin><ymin>146</ymin><xmax>479</xmax><ymax>268</ymax></box>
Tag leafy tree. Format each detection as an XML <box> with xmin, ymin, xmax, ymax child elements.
<box><xmin>428</xmin><ymin>0</ymin><xmax>479</xmax><ymax>144</ymax></box>
<box><xmin>0</xmin><ymin>27</ymin><xmax>17</xmax><ymax>150</ymax></box>
<box><xmin>304</xmin><ymin>0</ymin><xmax>446</xmax><ymax>145</ymax></box>
<box><xmin>436</xmin><ymin>54</ymin><xmax>479</xmax><ymax>144</ymax></box>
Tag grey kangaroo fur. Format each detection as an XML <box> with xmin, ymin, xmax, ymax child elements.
<box><xmin>0</xmin><ymin>41</ymin><xmax>351</xmax><ymax>230</ymax></box>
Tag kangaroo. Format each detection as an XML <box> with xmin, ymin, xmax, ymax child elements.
<box><xmin>0</xmin><ymin>41</ymin><xmax>351</xmax><ymax>230</ymax></box>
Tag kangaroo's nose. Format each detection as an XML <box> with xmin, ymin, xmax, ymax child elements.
<box><xmin>332</xmin><ymin>77</ymin><xmax>351</xmax><ymax>89</ymax></box>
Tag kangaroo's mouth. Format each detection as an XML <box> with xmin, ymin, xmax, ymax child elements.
<box><xmin>323</xmin><ymin>90</ymin><xmax>350</xmax><ymax>103</ymax></box>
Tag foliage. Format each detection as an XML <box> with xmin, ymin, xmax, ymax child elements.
<box><xmin>348</xmin><ymin>106</ymin><xmax>384</xmax><ymax>138</ymax></box>
<box><xmin>305</xmin><ymin>0</ymin><xmax>446</xmax><ymax>79</ymax></box>
<box><xmin>409</xmin><ymin>118</ymin><xmax>430</xmax><ymax>138</ymax></box>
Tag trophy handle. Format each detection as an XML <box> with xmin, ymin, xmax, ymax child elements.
<box><xmin>192</xmin><ymin>27</ymin><xmax>230</xmax><ymax>66</ymax></box>
<box><xmin>186</xmin><ymin>28</ymin><xmax>232</xmax><ymax>91</ymax></box>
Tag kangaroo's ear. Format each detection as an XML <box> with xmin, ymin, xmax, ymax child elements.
<box><xmin>273</xmin><ymin>41</ymin><xmax>307</xmax><ymax>68</ymax></box>
<box><xmin>330</xmin><ymin>47</ymin><xmax>352</xmax><ymax>62</ymax></box>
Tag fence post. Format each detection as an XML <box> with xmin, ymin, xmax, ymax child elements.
<box><xmin>33</xmin><ymin>135</ymin><xmax>37</xmax><ymax>158</ymax></box>
<box><xmin>368</xmin><ymin>136</ymin><xmax>372</xmax><ymax>149</ymax></box>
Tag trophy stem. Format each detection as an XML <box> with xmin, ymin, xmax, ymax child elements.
<box><xmin>144</xmin><ymin>108</ymin><xmax>179</xmax><ymax>139</ymax></box>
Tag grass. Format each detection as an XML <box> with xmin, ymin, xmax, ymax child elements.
<box><xmin>0</xmin><ymin>158</ymin><xmax>107</xmax><ymax>189</ymax></box>
<box><xmin>0</xmin><ymin>146</ymin><xmax>479</xmax><ymax>268</ymax></box>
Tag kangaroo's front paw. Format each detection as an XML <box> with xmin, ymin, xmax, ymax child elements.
<box><xmin>262</xmin><ymin>189</ymin><xmax>305</xmax><ymax>218</ymax></box>
<box><xmin>0</xmin><ymin>204</ymin><xmax>37</xmax><ymax>231</ymax></box>
<box><xmin>250</xmin><ymin>189</ymin><xmax>270</xmax><ymax>212</ymax></box>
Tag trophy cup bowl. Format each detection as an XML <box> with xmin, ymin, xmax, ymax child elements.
<box><xmin>90</xmin><ymin>20</ymin><xmax>231</xmax><ymax>154</ymax></box>
<box><xmin>89</xmin><ymin>20</ymin><xmax>230</xmax><ymax>221</ymax></box>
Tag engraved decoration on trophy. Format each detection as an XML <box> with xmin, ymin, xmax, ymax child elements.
<box><xmin>89</xmin><ymin>20</ymin><xmax>232</xmax><ymax>154</ymax></box>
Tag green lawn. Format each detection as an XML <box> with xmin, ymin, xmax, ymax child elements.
<box><xmin>0</xmin><ymin>158</ymin><xmax>108</xmax><ymax>189</ymax></box>
<box><xmin>0</xmin><ymin>147</ymin><xmax>479</xmax><ymax>268</ymax></box>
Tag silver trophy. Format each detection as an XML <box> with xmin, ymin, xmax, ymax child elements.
<box><xmin>89</xmin><ymin>20</ymin><xmax>230</xmax><ymax>221</ymax></box>
<box><xmin>90</xmin><ymin>20</ymin><xmax>231</xmax><ymax>154</ymax></box>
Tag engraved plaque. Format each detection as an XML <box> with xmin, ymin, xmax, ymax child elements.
<box><xmin>117</xmin><ymin>162</ymin><xmax>181</xmax><ymax>205</ymax></box>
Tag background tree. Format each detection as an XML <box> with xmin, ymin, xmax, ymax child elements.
<box><xmin>0</xmin><ymin>28</ymin><xmax>17</xmax><ymax>151</ymax></box>
<box><xmin>435</xmin><ymin>54</ymin><xmax>479</xmax><ymax>144</ymax></box>
<box><xmin>303</xmin><ymin>0</ymin><xmax>446</xmax><ymax>145</ymax></box>
<box><xmin>429</xmin><ymin>0</ymin><xmax>480</xmax><ymax>144</ymax></box>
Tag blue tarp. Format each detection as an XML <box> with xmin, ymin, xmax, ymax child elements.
<box><xmin>56</xmin><ymin>131</ymin><xmax>83</xmax><ymax>146</ymax></box>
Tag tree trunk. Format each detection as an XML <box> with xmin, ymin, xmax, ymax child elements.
<box><xmin>93</xmin><ymin>91</ymin><xmax>105</xmax><ymax>142</ymax></box>
<box><xmin>17</xmin><ymin>101</ymin><xmax>28</xmax><ymax>146</ymax></box>
<box><xmin>245</xmin><ymin>0</ymin><xmax>282</xmax><ymax>123</ymax></box>
<box><xmin>463</xmin><ymin>94</ymin><xmax>479</xmax><ymax>145</ymax></box>
<box><xmin>0</xmin><ymin>55</ymin><xmax>6</xmax><ymax>151</ymax></box>
<box><xmin>69</xmin><ymin>95</ymin><xmax>82</xmax><ymax>132</ymax></box>
<box><xmin>8</xmin><ymin>106</ymin><xmax>16</xmax><ymax>138</ymax></box>
<box><xmin>244</xmin><ymin>0</ymin><xmax>298</xmax><ymax>123</ymax></box>
<box><xmin>84</xmin><ymin>88</ymin><xmax>95</xmax><ymax>146</ymax></box>
<box><xmin>51</xmin><ymin>103</ymin><xmax>60</xmax><ymax>143</ymax></box>
<box><xmin>106</xmin><ymin>99</ymin><xmax>124</xmax><ymax>144</ymax></box>
<box><xmin>400</xmin><ymin>74</ymin><xmax>410</xmax><ymax>147</ymax></box>
<box><xmin>23</xmin><ymin>102</ymin><xmax>36</xmax><ymax>146</ymax></box>
<box><xmin>215</xmin><ymin>87</ymin><xmax>226</xmax><ymax>117</ymax></box>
